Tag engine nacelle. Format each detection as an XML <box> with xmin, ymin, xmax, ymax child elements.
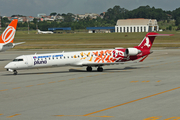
<box><xmin>125</xmin><ymin>48</ymin><xmax>141</xmax><ymax>56</ymax></box>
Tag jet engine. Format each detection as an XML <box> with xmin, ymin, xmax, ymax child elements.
<box><xmin>125</xmin><ymin>48</ymin><xmax>141</xmax><ymax>56</ymax></box>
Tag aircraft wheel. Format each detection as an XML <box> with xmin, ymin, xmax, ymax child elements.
<box><xmin>97</xmin><ymin>67</ymin><xmax>103</xmax><ymax>72</ymax></box>
<box><xmin>13</xmin><ymin>70</ymin><xmax>18</xmax><ymax>75</ymax></box>
<box><xmin>86</xmin><ymin>66</ymin><xmax>92</xmax><ymax>72</ymax></box>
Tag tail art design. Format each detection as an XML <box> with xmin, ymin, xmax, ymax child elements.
<box><xmin>0</xmin><ymin>19</ymin><xmax>18</xmax><ymax>44</ymax></box>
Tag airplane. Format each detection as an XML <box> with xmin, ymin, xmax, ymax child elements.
<box><xmin>0</xmin><ymin>19</ymin><xmax>24</xmax><ymax>52</ymax></box>
<box><xmin>37</xmin><ymin>29</ymin><xmax>53</xmax><ymax>34</ymax></box>
<box><xmin>5</xmin><ymin>32</ymin><xmax>173</xmax><ymax>75</ymax></box>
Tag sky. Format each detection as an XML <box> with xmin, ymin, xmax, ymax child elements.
<box><xmin>0</xmin><ymin>0</ymin><xmax>180</xmax><ymax>17</ymax></box>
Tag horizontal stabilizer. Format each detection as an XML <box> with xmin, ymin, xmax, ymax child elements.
<box><xmin>147</xmin><ymin>33</ymin><xmax>174</xmax><ymax>37</ymax></box>
<box><xmin>3</xmin><ymin>42</ymin><xmax>13</xmax><ymax>47</ymax></box>
<box><xmin>13</xmin><ymin>42</ymin><xmax>25</xmax><ymax>46</ymax></box>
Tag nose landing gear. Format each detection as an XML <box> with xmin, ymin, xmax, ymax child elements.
<box><xmin>7</xmin><ymin>69</ymin><xmax>18</xmax><ymax>75</ymax></box>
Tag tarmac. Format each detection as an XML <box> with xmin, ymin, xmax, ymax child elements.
<box><xmin>0</xmin><ymin>48</ymin><xmax>180</xmax><ymax>120</ymax></box>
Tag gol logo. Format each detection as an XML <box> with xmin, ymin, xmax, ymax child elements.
<box><xmin>2</xmin><ymin>26</ymin><xmax>16</xmax><ymax>43</ymax></box>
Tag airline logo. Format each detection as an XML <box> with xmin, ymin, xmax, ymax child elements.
<box><xmin>33</xmin><ymin>54</ymin><xmax>63</xmax><ymax>59</ymax></box>
<box><xmin>144</xmin><ymin>37</ymin><xmax>151</xmax><ymax>48</ymax></box>
<box><xmin>1</xmin><ymin>26</ymin><xmax>16</xmax><ymax>43</ymax></box>
<box><xmin>34</xmin><ymin>60</ymin><xmax>47</xmax><ymax>65</ymax></box>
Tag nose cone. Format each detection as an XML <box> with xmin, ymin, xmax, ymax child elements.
<box><xmin>4</xmin><ymin>63</ymin><xmax>14</xmax><ymax>69</ymax></box>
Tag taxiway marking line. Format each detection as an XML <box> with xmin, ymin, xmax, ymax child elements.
<box><xmin>12</xmin><ymin>87</ymin><xmax>21</xmax><ymax>89</ymax></box>
<box><xmin>0</xmin><ymin>114</ymin><xmax>3</xmax><ymax>116</ymax></box>
<box><xmin>26</xmin><ymin>85</ymin><xmax>34</xmax><ymax>87</ymax></box>
<box><xmin>164</xmin><ymin>117</ymin><xmax>180</xmax><ymax>120</ymax></box>
<box><xmin>83</xmin><ymin>86</ymin><xmax>180</xmax><ymax>116</ymax></box>
<box><xmin>6</xmin><ymin>114</ymin><xmax>21</xmax><ymax>118</ymax></box>
<box><xmin>0</xmin><ymin>89</ymin><xmax>8</xmax><ymax>92</ymax></box>
<box><xmin>58</xmin><ymin>80</ymin><xmax>65</xmax><ymax>82</ymax></box>
<box><xmin>54</xmin><ymin>115</ymin><xmax>113</xmax><ymax>118</ymax></box>
<box><xmin>143</xmin><ymin>116</ymin><xmax>162</xmax><ymax>120</ymax></box>
<box><xmin>37</xmin><ymin>83</ymin><xmax>45</xmax><ymax>85</ymax></box>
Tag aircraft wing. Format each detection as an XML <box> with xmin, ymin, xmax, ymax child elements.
<box><xmin>13</xmin><ymin>42</ymin><xmax>25</xmax><ymax>46</ymax></box>
<box><xmin>4</xmin><ymin>42</ymin><xmax>25</xmax><ymax>47</ymax></box>
<box><xmin>3</xmin><ymin>42</ymin><xmax>13</xmax><ymax>47</ymax></box>
<box><xmin>1</xmin><ymin>42</ymin><xmax>25</xmax><ymax>51</ymax></box>
<box><xmin>78</xmin><ymin>56</ymin><xmax>150</xmax><ymax>66</ymax></box>
<box><xmin>80</xmin><ymin>61</ymin><xmax>124</xmax><ymax>66</ymax></box>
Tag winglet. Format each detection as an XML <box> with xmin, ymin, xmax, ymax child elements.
<box><xmin>0</xmin><ymin>19</ymin><xmax>18</xmax><ymax>44</ymax></box>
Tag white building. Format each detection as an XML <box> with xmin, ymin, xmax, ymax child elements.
<box><xmin>115</xmin><ymin>18</ymin><xmax>159</xmax><ymax>33</ymax></box>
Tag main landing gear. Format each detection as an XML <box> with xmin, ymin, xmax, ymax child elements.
<box><xmin>86</xmin><ymin>66</ymin><xmax>92</xmax><ymax>72</ymax></box>
<box><xmin>97</xmin><ymin>67</ymin><xmax>103</xmax><ymax>72</ymax></box>
<box><xmin>86</xmin><ymin>66</ymin><xmax>103</xmax><ymax>72</ymax></box>
<box><xmin>13</xmin><ymin>70</ymin><xmax>18</xmax><ymax>75</ymax></box>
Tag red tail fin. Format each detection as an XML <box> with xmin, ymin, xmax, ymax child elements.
<box><xmin>136</xmin><ymin>32</ymin><xmax>173</xmax><ymax>50</ymax></box>
<box><xmin>0</xmin><ymin>19</ymin><xmax>18</xmax><ymax>44</ymax></box>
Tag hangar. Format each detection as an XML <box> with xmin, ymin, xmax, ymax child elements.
<box><xmin>115</xmin><ymin>18</ymin><xmax>159</xmax><ymax>33</ymax></box>
<box><xmin>86</xmin><ymin>27</ymin><xmax>115</xmax><ymax>33</ymax></box>
<box><xmin>48</xmin><ymin>27</ymin><xmax>71</xmax><ymax>31</ymax></box>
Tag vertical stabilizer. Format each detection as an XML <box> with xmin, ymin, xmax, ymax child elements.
<box><xmin>0</xmin><ymin>19</ymin><xmax>18</xmax><ymax>44</ymax></box>
<box><xmin>136</xmin><ymin>32</ymin><xmax>173</xmax><ymax>50</ymax></box>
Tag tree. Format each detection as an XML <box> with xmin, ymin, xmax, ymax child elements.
<box><xmin>175</xmin><ymin>17</ymin><xmax>180</xmax><ymax>26</ymax></box>
<box><xmin>177</xmin><ymin>25</ymin><xmax>180</xmax><ymax>30</ymax></box>
<box><xmin>50</xmin><ymin>12</ymin><xmax>57</xmax><ymax>16</ymax></box>
<box><xmin>169</xmin><ymin>26</ymin><xmax>172</xmax><ymax>31</ymax></box>
<box><xmin>1</xmin><ymin>17</ymin><xmax>10</xmax><ymax>27</ymax></box>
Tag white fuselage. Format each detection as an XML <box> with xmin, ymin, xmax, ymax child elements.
<box><xmin>5</xmin><ymin>49</ymin><xmax>122</xmax><ymax>70</ymax></box>
<box><xmin>38</xmin><ymin>30</ymin><xmax>53</xmax><ymax>34</ymax></box>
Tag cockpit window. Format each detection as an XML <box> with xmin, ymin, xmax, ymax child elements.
<box><xmin>13</xmin><ymin>59</ymin><xmax>24</xmax><ymax>62</ymax></box>
<box><xmin>18</xmin><ymin>59</ymin><xmax>23</xmax><ymax>61</ymax></box>
<box><xmin>13</xmin><ymin>59</ymin><xmax>18</xmax><ymax>61</ymax></box>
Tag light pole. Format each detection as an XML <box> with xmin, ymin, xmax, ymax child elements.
<box><xmin>27</xmin><ymin>20</ymin><xmax>29</xmax><ymax>34</ymax></box>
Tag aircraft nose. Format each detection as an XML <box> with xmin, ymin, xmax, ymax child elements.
<box><xmin>4</xmin><ymin>63</ymin><xmax>14</xmax><ymax>69</ymax></box>
<box><xmin>5</xmin><ymin>63</ymin><xmax>10</xmax><ymax>69</ymax></box>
